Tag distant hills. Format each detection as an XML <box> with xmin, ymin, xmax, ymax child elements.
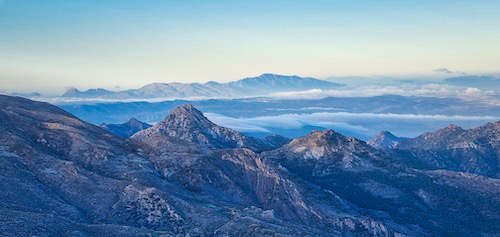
<box><xmin>442</xmin><ymin>75</ymin><xmax>500</xmax><ymax>89</ymax></box>
<box><xmin>62</xmin><ymin>73</ymin><xmax>344</xmax><ymax>99</ymax></box>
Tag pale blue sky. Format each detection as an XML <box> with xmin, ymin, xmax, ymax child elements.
<box><xmin>1</xmin><ymin>0</ymin><xmax>499</xmax><ymax>93</ymax></box>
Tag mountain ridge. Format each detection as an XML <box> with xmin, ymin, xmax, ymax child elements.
<box><xmin>368</xmin><ymin>131</ymin><xmax>408</xmax><ymax>149</ymax></box>
<box><xmin>62</xmin><ymin>73</ymin><xmax>343</xmax><ymax>99</ymax></box>
<box><xmin>101</xmin><ymin>117</ymin><xmax>151</xmax><ymax>138</ymax></box>
<box><xmin>394</xmin><ymin>122</ymin><xmax>500</xmax><ymax>177</ymax></box>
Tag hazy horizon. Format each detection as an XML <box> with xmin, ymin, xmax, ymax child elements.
<box><xmin>1</xmin><ymin>0</ymin><xmax>500</xmax><ymax>94</ymax></box>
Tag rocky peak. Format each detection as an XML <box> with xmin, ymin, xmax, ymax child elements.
<box><xmin>164</xmin><ymin>104</ymin><xmax>208</xmax><ymax>123</ymax></box>
<box><xmin>443</xmin><ymin>124</ymin><xmax>464</xmax><ymax>132</ymax></box>
<box><xmin>263</xmin><ymin>129</ymin><xmax>384</xmax><ymax>175</ymax></box>
<box><xmin>396</xmin><ymin>124</ymin><xmax>465</xmax><ymax>150</ymax></box>
<box><xmin>286</xmin><ymin>129</ymin><xmax>362</xmax><ymax>153</ymax></box>
<box><xmin>62</xmin><ymin>87</ymin><xmax>80</xmax><ymax>96</ymax></box>
<box><xmin>368</xmin><ymin>131</ymin><xmax>406</xmax><ymax>149</ymax></box>
<box><xmin>132</xmin><ymin>104</ymin><xmax>273</xmax><ymax>151</ymax></box>
<box><xmin>431</xmin><ymin>124</ymin><xmax>466</xmax><ymax>139</ymax></box>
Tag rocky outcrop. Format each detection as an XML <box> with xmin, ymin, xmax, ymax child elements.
<box><xmin>264</xmin><ymin>129</ymin><xmax>386</xmax><ymax>176</ymax></box>
<box><xmin>368</xmin><ymin>131</ymin><xmax>407</xmax><ymax>149</ymax></box>
<box><xmin>132</xmin><ymin>104</ymin><xmax>276</xmax><ymax>151</ymax></box>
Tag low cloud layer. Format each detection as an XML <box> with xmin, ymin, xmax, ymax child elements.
<box><xmin>205</xmin><ymin>112</ymin><xmax>499</xmax><ymax>139</ymax></box>
<box><xmin>269</xmin><ymin>84</ymin><xmax>499</xmax><ymax>105</ymax></box>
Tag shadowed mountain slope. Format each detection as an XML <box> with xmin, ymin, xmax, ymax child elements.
<box><xmin>101</xmin><ymin>117</ymin><xmax>151</xmax><ymax>138</ymax></box>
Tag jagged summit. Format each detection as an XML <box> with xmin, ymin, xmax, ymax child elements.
<box><xmin>396</xmin><ymin>124</ymin><xmax>465</xmax><ymax>150</ymax></box>
<box><xmin>286</xmin><ymin>129</ymin><xmax>365</xmax><ymax>154</ymax></box>
<box><xmin>163</xmin><ymin>104</ymin><xmax>208</xmax><ymax>124</ymax></box>
<box><xmin>132</xmin><ymin>104</ymin><xmax>273</xmax><ymax>151</ymax></box>
<box><xmin>264</xmin><ymin>129</ymin><xmax>384</xmax><ymax>173</ymax></box>
<box><xmin>367</xmin><ymin>130</ymin><xmax>407</xmax><ymax>149</ymax></box>
<box><xmin>156</xmin><ymin>104</ymin><xmax>219</xmax><ymax>137</ymax></box>
<box><xmin>439</xmin><ymin>124</ymin><xmax>465</xmax><ymax>134</ymax></box>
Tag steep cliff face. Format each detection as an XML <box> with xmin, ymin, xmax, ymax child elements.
<box><xmin>395</xmin><ymin>122</ymin><xmax>500</xmax><ymax>177</ymax></box>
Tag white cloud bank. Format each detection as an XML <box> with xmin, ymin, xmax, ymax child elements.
<box><xmin>205</xmin><ymin>111</ymin><xmax>499</xmax><ymax>138</ymax></box>
<box><xmin>269</xmin><ymin>84</ymin><xmax>499</xmax><ymax>105</ymax></box>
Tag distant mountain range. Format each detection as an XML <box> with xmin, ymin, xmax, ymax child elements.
<box><xmin>442</xmin><ymin>75</ymin><xmax>500</xmax><ymax>89</ymax></box>
<box><xmin>62</xmin><ymin>73</ymin><xmax>344</xmax><ymax>99</ymax></box>
<box><xmin>1</xmin><ymin>94</ymin><xmax>499</xmax><ymax>236</ymax></box>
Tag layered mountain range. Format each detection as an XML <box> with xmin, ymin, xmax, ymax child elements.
<box><xmin>1</xmin><ymin>94</ymin><xmax>499</xmax><ymax>236</ymax></box>
<box><xmin>442</xmin><ymin>75</ymin><xmax>500</xmax><ymax>89</ymax></box>
<box><xmin>62</xmin><ymin>73</ymin><xmax>343</xmax><ymax>99</ymax></box>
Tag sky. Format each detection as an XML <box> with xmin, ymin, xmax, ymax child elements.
<box><xmin>1</xmin><ymin>0</ymin><xmax>500</xmax><ymax>94</ymax></box>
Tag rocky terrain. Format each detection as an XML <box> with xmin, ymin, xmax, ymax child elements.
<box><xmin>131</xmin><ymin>104</ymin><xmax>282</xmax><ymax>152</ymax></box>
<box><xmin>1</xmin><ymin>94</ymin><xmax>499</xmax><ymax>236</ymax></box>
<box><xmin>101</xmin><ymin>118</ymin><xmax>151</xmax><ymax>138</ymax></box>
<box><xmin>393</xmin><ymin>123</ymin><xmax>500</xmax><ymax>178</ymax></box>
<box><xmin>368</xmin><ymin>131</ymin><xmax>408</xmax><ymax>149</ymax></box>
